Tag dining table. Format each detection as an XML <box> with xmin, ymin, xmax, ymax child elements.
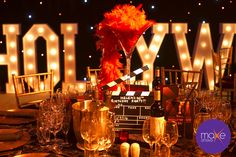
<box><xmin>0</xmin><ymin>108</ymin><xmax>235</xmax><ymax>157</ymax></box>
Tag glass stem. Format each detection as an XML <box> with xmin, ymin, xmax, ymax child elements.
<box><xmin>150</xmin><ymin>144</ymin><xmax>154</xmax><ymax>157</ymax></box>
<box><xmin>167</xmin><ymin>146</ymin><xmax>171</xmax><ymax>157</ymax></box>
<box><xmin>64</xmin><ymin>133</ymin><xmax>69</xmax><ymax>144</ymax></box>
<box><xmin>126</xmin><ymin>56</ymin><xmax>131</xmax><ymax>90</ymax></box>
<box><xmin>155</xmin><ymin>143</ymin><xmax>161</xmax><ymax>156</ymax></box>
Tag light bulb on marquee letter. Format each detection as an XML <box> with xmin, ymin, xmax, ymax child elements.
<box><xmin>61</xmin><ymin>23</ymin><xmax>78</xmax><ymax>86</ymax></box>
<box><xmin>1</xmin><ymin>24</ymin><xmax>20</xmax><ymax>93</ymax></box>
<box><xmin>23</xmin><ymin>24</ymin><xmax>60</xmax><ymax>87</ymax></box>
<box><xmin>136</xmin><ymin>23</ymin><xmax>168</xmax><ymax>90</ymax></box>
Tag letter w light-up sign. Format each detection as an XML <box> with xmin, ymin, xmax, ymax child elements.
<box><xmin>168</xmin><ymin>23</ymin><xmax>236</xmax><ymax>90</ymax></box>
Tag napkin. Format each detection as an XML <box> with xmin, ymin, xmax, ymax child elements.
<box><xmin>0</xmin><ymin>129</ymin><xmax>22</xmax><ymax>141</ymax></box>
<box><xmin>0</xmin><ymin>109</ymin><xmax>37</xmax><ymax>118</ymax></box>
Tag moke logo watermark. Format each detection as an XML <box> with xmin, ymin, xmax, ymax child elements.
<box><xmin>200</xmin><ymin>129</ymin><xmax>226</xmax><ymax>142</ymax></box>
<box><xmin>196</xmin><ymin>119</ymin><xmax>231</xmax><ymax>154</ymax></box>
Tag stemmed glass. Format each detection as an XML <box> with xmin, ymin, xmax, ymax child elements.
<box><xmin>193</xmin><ymin>113</ymin><xmax>211</xmax><ymax>136</ymax></box>
<box><xmin>193</xmin><ymin>112</ymin><xmax>211</xmax><ymax>154</ymax></box>
<box><xmin>62</xmin><ymin>105</ymin><xmax>72</xmax><ymax>147</ymax></box>
<box><xmin>80</xmin><ymin>112</ymin><xmax>99</xmax><ymax>157</ymax></box>
<box><xmin>216</xmin><ymin>100</ymin><xmax>232</xmax><ymax>123</ymax></box>
<box><xmin>142</xmin><ymin>117</ymin><xmax>162</xmax><ymax>157</ymax></box>
<box><xmin>161</xmin><ymin>121</ymin><xmax>179</xmax><ymax>157</ymax></box>
<box><xmin>50</xmin><ymin>111</ymin><xmax>64</xmax><ymax>152</ymax></box>
<box><xmin>37</xmin><ymin>100</ymin><xmax>52</xmax><ymax>150</ymax></box>
<box><xmin>99</xmin><ymin>120</ymin><xmax>116</xmax><ymax>157</ymax></box>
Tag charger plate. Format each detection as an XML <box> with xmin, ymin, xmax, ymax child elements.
<box><xmin>0</xmin><ymin>131</ymin><xmax>30</xmax><ymax>152</ymax></box>
<box><xmin>14</xmin><ymin>153</ymin><xmax>50</xmax><ymax>157</ymax></box>
<box><xmin>0</xmin><ymin>116</ymin><xmax>35</xmax><ymax>125</ymax></box>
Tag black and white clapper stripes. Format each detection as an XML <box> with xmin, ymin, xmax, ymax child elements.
<box><xmin>101</xmin><ymin>65</ymin><xmax>149</xmax><ymax>91</ymax></box>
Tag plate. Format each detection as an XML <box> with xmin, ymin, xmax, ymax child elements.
<box><xmin>0</xmin><ymin>116</ymin><xmax>35</xmax><ymax>125</ymax></box>
<box><xmin>0</xmin><ymin>109</ymin><xmax>37</xmax><ymax>118</ymax></box>
<box><xmin>0</xmin><ymin>131</ymin><xmax>30</xmax><ymax>152</ymax></box>
<box><xmin>14</xmin><ymin>153</ymin><xmax>50</xmax><ymax>157</ymax></box>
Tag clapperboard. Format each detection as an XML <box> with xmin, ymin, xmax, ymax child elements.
<box><xmin>101</xmin><ymin>65</ymin><xmax>154</xmax><ymax>133</ymax></box>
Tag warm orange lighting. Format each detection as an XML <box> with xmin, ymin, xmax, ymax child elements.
<box><xmin>8</xmin><ymin>26</ymin><xmax>15</xmax><ymax>33</ymax></box>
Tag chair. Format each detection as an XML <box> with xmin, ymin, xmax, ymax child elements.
<box><xmin>160</xmin><ymin>67</ymin><xmax>203</xmax><ymax>91</ymax></box>
<box><xmin>212</xmin><ymin>47</ymin><xmax>233</xmax><ymax>100</ymax></box>
<box><xmin>87</xmin><ymin>66</ymin><xmax>126</xmax><ymax>86</ymax></box>
<box><xmin>160</xmin><ymin>67</ymin><xmax>203</xmax><ymax>139</ymax></box>
<box><xmin>12</xmin><ymin>70</ymin><xmax>54</xmax><ymax>109</ymax></box>
<box><xmin>87</xmin><ymin>66</ymin><xmax>101</xmax><ymax>86</ymax></box>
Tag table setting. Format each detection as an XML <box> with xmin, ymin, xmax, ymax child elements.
<box><xmin>0</xmin><ymin>3</ymin><xmax>235</xmax><ymax>157</ymax></box>
<box><xmin>0</xmin><ymin>89</ymin><xmax>235</xmax><ymax>157</ymax></box>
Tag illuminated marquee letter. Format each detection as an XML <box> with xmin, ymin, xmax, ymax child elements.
<box><xmin>61</xmin><ymin>23</ymin><xmax>78</xmax><ymax>83</ymax></box>
<box><xmin>171</xmin><ymin>23</ymin><xmax>192</xmax><ymax>71</ymax></box>
<box><xmin>171</xmin><ymin>23</ymin><xmax>215</xmax><ymax>89</ymax></box>
<box><xmin>1</xmin><ymin>24</ymin><xmax>20</xmax><ymax>93</ymax></box>
<box><xmin>217</xmin><ymin>23</ymin><xmax>236</xmax><ymax>80</ymax></box>
<box><xmin>22</xmin><ymin>24</ymin><xmax>60</xmax><ymax>85</ymax></box>
<box><xmin>136</xmin><ymin>23</ymin><xmax>168</xmax><ymax>89</ymax></box>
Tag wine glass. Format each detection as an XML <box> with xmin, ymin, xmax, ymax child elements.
<box><xmin>193</xmin><ymin>112</ymin><xmax>211</xmax><ymax>154</ymax></box>
<box><xmin>142</xmin><ymin>117</ymin><xmax>162</xmax><ymax>157</ymax></box>
<box><xmin>216</xmin><ymin>100</ymin><xmax>232</xmax><ymax>123</ymax></box>
<box><xmin>37</xmin><ymin>102</ymin><xmax>51</xmax><ymax>149</ymax></box>
<box><xmin>50</xmin><ymin>111</ymin><xmax>64</xmax><ymax>153</ymax></box>
<box><xmin>161</xmin><ymin>121</ymin><xmax>179</xmax><ymax>157</ymax></box>
<box><xmin>51</xmin><ymin>89</ymin><xmax>66</xmax><ymax>112</ymax></box>
<box><xmin>193</xmin><ymin>113</ymin><xmax>211</xmax><ymax>135</ymax></box>
<box><xmin>161</xmin><ymin>134</ymin><xmax>171</xmax><ymax>157</ymax></box>
<box><xmin>80</xmin><ymin>112</ymin><xmax>99</xmax><ymax>156</ymax></box>
<box><xmin>99</xmin><ymin>120</ymin><xmax>116</xmax><ymax>157</ymax></box>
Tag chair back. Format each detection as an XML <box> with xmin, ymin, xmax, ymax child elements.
<box><xmin>87</xmin><ymin>66</ymin><xmax>126</xmax><ymax>86</ymax></box>
<box><xmin>212</xmin><ymin>47</ymin><xmax>233</xmax><ymax>88</ymax></box>
<box><xmin>87</xmin><ymin>66</ymin><xmax>101</xmax><ymax>86</ymax></box>
<box><xmin>12</xmin><ymin>70</ymin><xmax>54</xmax><ymax>108</ymax></box>
<box><xmin>160</xmin><ymin>67</ymin><xmax>203</xmax><ymax>90</ymax></box>
<box><xmin>212</xmin><ymin>47</ymin><xmax>234</xmax><ymax>99</ymax></box>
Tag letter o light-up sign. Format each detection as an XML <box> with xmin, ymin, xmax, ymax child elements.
<box><xmin>22</xmin><ymin>24</ymin><xmax>60</xmax><ymax>87</ymax></box>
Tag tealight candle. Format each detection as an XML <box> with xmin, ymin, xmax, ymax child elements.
<box><xmin>131</xmin><ymin>143</ymin><xmax>140</xmax><ymax>157</ymax></box>
<box><xmin>120</xmin><ymin>142</ymin><xmax>130</xmax><ymax>157</ymax></box>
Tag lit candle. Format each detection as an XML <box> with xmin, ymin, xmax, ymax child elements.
<box><xmin>120</xmin><ymin>142</ymin><xmax>130</xmax><ymax>157</ymax></box>
<box><xmin>131</xmin><ymin>143</ymin><xmax>140</xmax><ymax>157</ymax></box>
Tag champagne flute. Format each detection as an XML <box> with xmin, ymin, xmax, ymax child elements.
<box><xmin>62</xmin><ymin>107</ymin><xmax>71</xmax><ymax>147</ymax></box>
<box><xmin>142</xmin><ymin>118</ymin><xmax>161</xmax><ymax>157</ymax></box>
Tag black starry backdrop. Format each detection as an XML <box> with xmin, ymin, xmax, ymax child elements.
<box><xmin>0</xmin><ymin>0</ymin><xmax>235</xmax><ymax>91</ymax></box>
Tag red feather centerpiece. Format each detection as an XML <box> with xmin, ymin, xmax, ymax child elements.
<box><xmin>96</xmin><ymin>4</ymin><xmax>154</xmax><ymax>91</ymax></box>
